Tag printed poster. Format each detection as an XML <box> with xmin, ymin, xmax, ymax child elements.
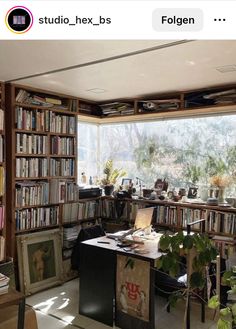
<box><xmin>116</xmin><ymin>255</ymin><xmax>150</xmax><ymax>322</ymax></box>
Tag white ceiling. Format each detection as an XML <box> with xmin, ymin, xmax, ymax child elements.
<box><xmin>0</xmin><ymin>40</ymin><xmax>236</xmax><ymax>101</ymax></box>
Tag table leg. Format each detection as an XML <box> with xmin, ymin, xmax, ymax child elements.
<box><xmin>18</xmin><ymin>297</ymin><xmax>25</xmax><ymax>329</ymax></box>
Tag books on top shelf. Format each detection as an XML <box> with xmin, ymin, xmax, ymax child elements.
<box><xmin>203</xmin><ymin>88</ymin><xmax>236</xmax><ymax>104</ymax></box>
<box><xmin>139</xmin><ymin>99</ymin><xmax>180</xmax><ymax>112</ymax></box>
<box><xmin>100</xmin><ymin>102</ymin><xmax>134</xmax><ymax>116</ymax></box>
<box><xmin>16</xmin><ymin>89</ymin><xmax>70</xmax><ymax>110</ymax></box>
<box><xmin>0</xmin><ymin>272</ymin><xmax>10</xmax><ymax>295</ymax></box>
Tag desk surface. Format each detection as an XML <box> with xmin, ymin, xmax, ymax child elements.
<box><xmin>0</xmin><ymin>289</ymin><xmax>24</xmax><ymax>308</ymax></box>
<box><xmin>82</xmin><ymin>236</ymin><xmax>162</xmax><ymax>261</ymax></box>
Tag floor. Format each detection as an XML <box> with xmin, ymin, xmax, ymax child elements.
<box><xmin>26</xmin><ymin>278</ymin><xmax>217</xmax><ymax>329</ymax></box>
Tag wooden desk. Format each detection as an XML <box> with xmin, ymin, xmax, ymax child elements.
<box><xmin>0</xmin><ymin>289</ymin><xmax>25</xmax><ymax>329</ymax></box>
<box><xmin>79</xmin><ymin>236</ymin><xmax>161</xmax><ymax>329</ymax></box>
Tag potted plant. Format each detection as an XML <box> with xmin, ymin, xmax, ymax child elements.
<box><xmin>101</xmin><ymin>159</ymin><xmax>126</xmax><ymax>196</ymax></box>
<box><xmin>156</xmin><ymin>231</ymin><xmax>219</xmax><ymax>328</ymax></box>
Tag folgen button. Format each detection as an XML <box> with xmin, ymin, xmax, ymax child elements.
<box><xmin>152</xmin><ymin>9</ymin><xmax>203</xmax><ymax>32</ymax></box>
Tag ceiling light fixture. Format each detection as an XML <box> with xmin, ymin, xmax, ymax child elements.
<box><xmin>216</xmin><ymin>65</ymin><xmax>236</xmax><ymax>73</ymax></box>
<box><xmin>86</xmin><ymin>88</ymin><xmax>106</xmax><ymax>93</ymax></box>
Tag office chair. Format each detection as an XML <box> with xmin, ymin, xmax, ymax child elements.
<box><xmin>71</xmin><ymin>224</ymin><xmax>105</xmax><ymax>272</ymax></box>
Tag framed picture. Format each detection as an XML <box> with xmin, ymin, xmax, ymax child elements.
<box><xmin>122</xmin><ymin>178</ymin><xmax>132</xmax><ymax>186</ymax></box>
<box><xmin>17</xmin><ymin>228</ymin><xmax>63</xmax><ymax>295</ymax></box>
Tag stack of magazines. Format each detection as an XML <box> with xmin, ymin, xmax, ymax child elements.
<box><xmin>0</xmin><ymin>273</ymin><xmax>10</xmax><ymax>295</ymax></box>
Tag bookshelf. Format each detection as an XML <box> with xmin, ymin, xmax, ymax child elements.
<box><xmin>100</xmin><ymin>196</ymin><xmax>236</xmax><ymax>257</ymax></box>
<box><xmin>78</xmin><ymin>83</ymin><xmax>236</xmax><ymax>124</ymax></box>
<box><xmin>5</xmin><ymin>84</ymin><xmax>79</xmax><ymax>259</ymax></box>
<box><xmin>0</xmin><ymin>83</ymin><xmax>5</xmax><ymax>262</ymax></box>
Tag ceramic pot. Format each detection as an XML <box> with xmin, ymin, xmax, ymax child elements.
<box><xmin>104</xmin><ymin>185</ymin><xmax>114</xmax><ymax>196</ymax></box>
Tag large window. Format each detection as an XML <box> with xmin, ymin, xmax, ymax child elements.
<box><xmin>78</xmin><ymin>115</ymin><xmax>236</xmax><ymax>193</ymax></box>
<box><xmin>77</xmin><ymin>122</ymin><xmax>99</xmax><ymax>185</ymax></box>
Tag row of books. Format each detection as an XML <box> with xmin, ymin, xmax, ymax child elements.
<box><xmin>0</xmin><ymin>136</ymin><xmax>3</xmax><ymax>162</ymax></box>
<box><xmin>0</xmin><ymin>272</ymin><xmax>9</xmax><ymax>295</ymax></box>
<box><xmin>16</xmin><ymin>133</ymin><xmax>47</xmax><ymax>154</ymax></box>
<box><xmin>15</xmin><ymin>206</ymin><xmax>59</xmax><ymax>231</ymax></box>
<box><xmin>16</xmin><ymin>179</ymin><xmax>79</xmax><ymax>207</ymax></box>
<box><xmin>15</xmin><ymin>181</ymin><xmax>49</xmax><ymax>207</ymax></box>
<box><xmin>16</xmin><ymin>107</ymin><xmax>76</xmax><ymax>134</ymax></box>
<box><xmin>16</xmin><ymin>89</ymin><xmax>77</xmax><ymax>112</ymax></box>
<box><xmin>51</xmin><ymin>136</ymin><xmax>76</xmax><ymax>155</ymax></box>
<box><xmin>129</xmin><ymin>202</ymin><xmax>146</xmax><ymax>221</ymax></box>
<box><xmin>180</xmin><ymin>208</ymin><xmax>205</xmax><ymax>229</ymax></box>
<box><xmin>50</xmin><ymin>179</ymin><xmax>78</xmax><ymax>204</ymax></box>
<box><xmin>0</xmin><ymin>167</ymin><xmax>4</xmax><ymax>196</ymax></box>
<box><xmin>206</xmin><ymin>211</ymin><xmax>236</xmax><ymax>235</ymax></box>
<box><xmin>0</xmin><ymin>236</ymin><xmax>5</xmax><ymax>262</ymax></box>
<box><xmin>0</xmin><ymin>206</ymin><xmax>5</xmax><ymax>229</ymax></box>
<box><xmin>50</xmin><ymin>158</ymin><xmax>75</xmax><ymax>177</ymax></box>
<box><xmin>0</xmin><ymin>109</ymin><xmax>4</xmax><ymax>131</ymax></box>
<box><xmin>155</xmin><ymin>205</ymin><xmax>178</xmax><ymax>226</ymax></box>
<box><xmin>49</xmin><ymin>112</ymin><xmax>76</xmax><ymax>134</ymax></box>
<box><xmin>16</xmin><ymin>158</ymin><xmax>48</xmax><ymax>178</ymax></box>
<box><xmin>62</xmin><ymin>201</ymin><xmax>99</xmax><ymax>223</ymax></box>
<box><xmin>101</xmin><ymin>199</ymin><xmax>129</xmax><ymax>220</ymax></box>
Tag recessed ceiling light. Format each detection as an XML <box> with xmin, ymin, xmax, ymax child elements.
<box><xmin>216</xmin><ymin>65</ymin><xmax>236</xmax><ymax>73</ymax></box>
<box><xmin>86</xmin><ymin>88</ymin><xmax>106</xmax><ymax>93</ymax></box>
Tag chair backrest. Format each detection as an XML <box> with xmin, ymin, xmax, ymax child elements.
<box><xmin>71</xmin><ymin>225</ymin><xmax>105</xmax><ymax>271</ymax></box>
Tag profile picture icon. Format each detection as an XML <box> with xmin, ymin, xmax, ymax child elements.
<box><xmin>6</xmin><ymin>6</ymin><xmax>33</xmax><ymax>34</ymax></box>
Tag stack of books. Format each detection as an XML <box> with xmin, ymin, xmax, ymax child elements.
<box><xmin>0</xmin><ymin>273</ymin><xmax>10</xmax><ymax>295</ymax></box>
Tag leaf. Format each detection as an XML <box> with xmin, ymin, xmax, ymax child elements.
<box><xmin>217</xmin><ymin>318</ymin><xmax>232</xmax><ymax>329</ymax></box>
<box><xmin>169</xmin><ymin>262</ymin><xmax>180</xmax><ymax>278</ymax></box>
<box><xmin>162</xmin><ymin>255</ymin><xmax>173</xmax><ymax>272</ymax></box>
<box><xmin>220</xmin><ymin>307</ymin><xmax>231</xmax><ymax>317</ymax></box>
<box><xmin>231</xmin><ymin>303</ymin><xmax>236</xmax><ymax>316</ymax></box>
<box><xmin>183</xmin><ymin>235</ymin><xmax>193</xmax><ymax>249</ymax></box>
<box><xmin>160</xmin><ymin>235</ymin><xmax>171</xmax><ymax>251</ymax></box>
<box><xmin>208</xmin><ymin>295</ymin><xmax>220</xmax><ymax>309</ymax></box>
<box><xmin>222</xmin><ymin>271</ymin><xmax>234</xmax><ymax>286</ymax></box>
<box><xmin>190</xmin><ymin>272</ymin><xmax>205</xmax><ymax>289</ymax></box>
<box><xmin>169</xmin><ymin>294</ymin><xmax>179</xmax><ymax>307</ymax></box>
<box><xmin>155</xmin><ymin>257</ymin><xmax>163</xmax><ymax>270</ymax></box>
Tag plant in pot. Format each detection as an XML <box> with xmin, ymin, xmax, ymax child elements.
<box><xmin>156</xmin><ymin>231</ymin><xmax>219</xmax><ymax>328</ymax></box>
<box><xmin>101</xmin><ymin>159</ymin><xmax>126</xmax><ymax>196</ymax></box>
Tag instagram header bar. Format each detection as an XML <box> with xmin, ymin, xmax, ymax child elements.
<box><xmin>0</xmin><ymin>1</ymin><xmax>236</xmax><ymax>39</ymax></box>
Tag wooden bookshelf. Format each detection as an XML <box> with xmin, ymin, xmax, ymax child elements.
<box><xmin>78</xmin><ymin>83</ymin><xmax>236</xmax><ymax>124</ymax></box>
<box><xmin>5</xmin><ymin>83</ymin><xmax>79</xmax><ymax>258</ymax></box>
<box><xmin>0</xmin><ymin>82</ymin><xmax>6</xmax><ymax>262</ymax></box>
<box><xmin>101</xmin><ymin>196</ymin><xmax>236</xmax><ymax>255</ymax></box>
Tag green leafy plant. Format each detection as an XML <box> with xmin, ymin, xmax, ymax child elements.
<box><xmin>157</xmin><ymin>232</ymin><xmax>218</xmax><ymax>326</ymax></box>
<box><xmin>101</xmin><ymin>159</ymin><xmax>126</xmax><ymax>186</ymax></box>
<box><xmin>208</xmin><ymin>268</ymin><xmax>236</xmax><ymax>329</ymax></box>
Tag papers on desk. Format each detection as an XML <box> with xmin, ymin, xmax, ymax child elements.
<box><xmin>107</xmin><ymin>230</ymin><xmax>162</xmax><ymax>253</ymax></box>
<box><xmin>106</xmin><ymin>229</ymin><xmax>137</xmax><ymax>240</ymax></box>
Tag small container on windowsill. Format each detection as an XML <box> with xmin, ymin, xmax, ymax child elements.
<box><xmin>207</xmin><ymin>197</ymin><xmax>218</xmax><ymax>206</ymax></box>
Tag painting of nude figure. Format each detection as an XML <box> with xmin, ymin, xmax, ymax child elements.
<box><xmin>17</xmin><ymin>229</ymin><xmax>62</xmax><ymax>295</ymax></box>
